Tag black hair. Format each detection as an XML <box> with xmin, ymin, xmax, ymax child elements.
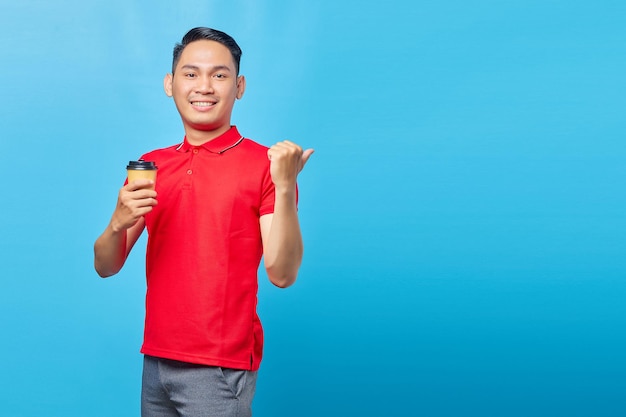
<box><xmin>172</xmin><ymin>27</ymin><xmax>242</xmax><ymax>75</ymax></box>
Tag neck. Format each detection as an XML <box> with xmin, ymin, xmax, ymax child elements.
<box><xmin>184</xmin><ymin>125</ymin><xmax>231</xmax><ymax>146</ymax></box>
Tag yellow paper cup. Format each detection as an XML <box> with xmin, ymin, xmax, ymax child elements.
<box><xmin>127</xmin><ymin>160</ymin><xmax>157</xmax><ymax>190</ymax></box>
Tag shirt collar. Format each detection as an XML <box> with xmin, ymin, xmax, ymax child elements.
<box><xmin>176</xmin><ymin>126</ymin><xmax>244</xmax><ymax>154</ymax></box>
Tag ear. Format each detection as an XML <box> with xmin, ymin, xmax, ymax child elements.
<box><xmin>164</xmin><ymin>73</ymin><xmax>173</xmax><ymax>97</ymax></box>
<box><xmin>236</xmin><ymin>75</ymin><xmax>246</xmax><ymax>100</ymax></box>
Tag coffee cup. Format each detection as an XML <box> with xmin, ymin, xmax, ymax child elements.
<box><xmin>127</xmin><ymin>160</ymin><xmax>158</xmax><ymax>189</ymax></box>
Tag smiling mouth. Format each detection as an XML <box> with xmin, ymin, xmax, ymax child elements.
<box><xmin>191</xmin><ymin>101</ymin><xmax>216</xmax><ymax>107</ymax></box>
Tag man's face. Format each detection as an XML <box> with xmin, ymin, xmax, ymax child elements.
<box><xmin>164</xmin><ymin>40</ymin><xmax>245</xmax><ymax>139</ymax></box>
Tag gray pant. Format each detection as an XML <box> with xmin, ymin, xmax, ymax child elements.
<box><xmin>141</xmin><ymin>355</ymin><xmax>257</xmax><ymax>417</ymax></box>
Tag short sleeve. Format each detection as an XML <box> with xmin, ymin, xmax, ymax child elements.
<box><xmin>259</xmin><ymin>165</ymin><xmax>275</xmax><ymax>216</ymax></box>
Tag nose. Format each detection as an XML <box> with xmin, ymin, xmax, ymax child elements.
<box><xmin>195</xmin><ymin>75</ymin><xmax>214</xmax><ymax>94</ymax></box>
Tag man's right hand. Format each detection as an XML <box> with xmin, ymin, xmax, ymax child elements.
<box><xmin>110</xmin><ymin>180</ymin><xmax>158</xmax><ymax>232</ymax></box>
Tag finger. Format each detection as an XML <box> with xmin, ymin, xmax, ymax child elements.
<box><xmin>130</xmin><ymin>205</ymin><xmax>155</xmax><ymax>218</ymax></box>
<box><xmin>121</xmin><ymin>191</ymin><xmax>157</xmax><ymax>205</ymax></box>
<box><xmin>267</xmin><ymin>144</ymin><xmax>291</xmax><ymax>159</ymax></box>
<box><xmin>268</xmin><ymin>144</ymin><xmax>287</xmax><ymax>157</ymax></box>
<box><xmin>278</xmin><ymin>140</ymin><xmax>298</xmax><ymax>148</ymax></box>
<box><xmin>302</xmin><ymin>148</ymin><xmax>314</xmax><ymax>162</ymax></box>
<box><xmin>273</xmin><ymin>140</ymin><xmax>301</xmax><ymax>152</ymax></box>
<box><xmin>126</xmin><ymin>179</ymin><xmax>155</xmax><ymax>191</ymax></box>
<box><xmin>299</xmin><ymin>149</ymin><xmax>314</xmax><ymax>171</ymax></box>
<box><xmin>120</xmin><ymin>190</ymin><xmax>157</xmax><ymax>208</ymax></box>
<box><xmin>132</xmin><ymin>195</ymin><xmax>158</xmax><ymax>207</ymax></box>
<box><xmin>134</xmin><ymin>189</ymin><xmax>157</xmax><ymax>199</ymax></box>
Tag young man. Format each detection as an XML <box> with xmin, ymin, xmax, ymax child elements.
<box><xmin>94</xmin><ymin>27</ymin><xmax>312</xmax><ymax>417</ymax></box>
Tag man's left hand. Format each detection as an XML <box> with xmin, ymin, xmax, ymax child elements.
<box><xmin>267</xmin><ymin>140</ymin><xmax>314</xmax><ymax>191</ymax></box>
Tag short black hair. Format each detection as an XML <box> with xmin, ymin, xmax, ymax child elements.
<box><xmin>172</xmin><ymin>27</ymin><xmax>242</xmax><ymax>75</ymax></box>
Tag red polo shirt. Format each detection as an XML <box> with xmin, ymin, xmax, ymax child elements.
<box><xmin>138</xmin><ymin>126</ymin><xmax>274</xmax><ymax>371</ymax></box>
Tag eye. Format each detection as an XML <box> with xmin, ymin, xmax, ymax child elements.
<box><xmin>214</xmin><ymin>73</ymin><xmax>227</xmax><ymax>79</ymax></box>
<box><xmin>184</xmin><ymin>73</ymin><xmax>197</xmax><ymax>78</ymax></box>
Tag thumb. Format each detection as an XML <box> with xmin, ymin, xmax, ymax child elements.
<box><xmin>301</xmin><ymin>148</ymin><xmax>315</xmax><ymax>168</ymax></box>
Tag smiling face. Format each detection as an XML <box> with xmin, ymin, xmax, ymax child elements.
<box><xmin>164</xmin><ymin>40</ymin><xmax>246</xmax><ymax>144</ymax></box>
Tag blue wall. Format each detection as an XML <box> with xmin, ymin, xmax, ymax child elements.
<box><xmin>1</xmin><ymin>1</ymin><xmax>624</xmax><ymax>416</ymax></box>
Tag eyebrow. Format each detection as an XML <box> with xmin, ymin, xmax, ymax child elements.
<box><xmin>179</xmin><ymin>64</ymin><xmax>232</xmax><ymax>72</ymax></box>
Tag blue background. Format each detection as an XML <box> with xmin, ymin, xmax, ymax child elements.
<box><xmin>1</xmin><ymin>1</ymin><xmax>625</xmax><ymax>416</ymax></box>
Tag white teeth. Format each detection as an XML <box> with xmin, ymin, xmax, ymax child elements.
<box><xmin>192</xmin><ymin>102</ymin><xmax>215</xmax><ymax>107</ymax></box>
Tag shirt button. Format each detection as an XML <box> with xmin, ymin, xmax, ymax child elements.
<box><xmin>193</xmin><ymin>148</ymin><xmax>199</xmax><ymax>154</ymax></box>
<box><xmin>187</xmin><ymin>169</ymin><xmax>193</xmax><ymax>175</ymax></box>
